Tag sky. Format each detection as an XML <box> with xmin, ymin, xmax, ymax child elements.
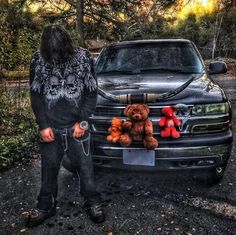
<box><xmin>177</xmin><ymin>0</ymin><xmax>218</xmax><ymax>20</ymax></box>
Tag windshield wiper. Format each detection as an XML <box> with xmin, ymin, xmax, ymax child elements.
<box><xmin>97</xmin><ymin>70</ymin><xmax>139</xmax><ymax>75</ymax></box>
<box><xmin>138</xmin><ymin>68</ymin><xmax>200</xmax><ymax>74</ymax></box>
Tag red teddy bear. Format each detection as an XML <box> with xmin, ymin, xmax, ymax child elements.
<box><xmin>159</xmin><ymin>106</ymin><xmax>181</xmax><ymax>138</ymax></box>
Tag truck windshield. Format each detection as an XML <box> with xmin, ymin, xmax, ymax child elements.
<box><xmin>97</xmin><ymin>42</ymin><xmax>204</xmax><ymax>74</ymax></box>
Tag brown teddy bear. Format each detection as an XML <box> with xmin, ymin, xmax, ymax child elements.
<box><xmin>107</xmin><ymin>117</ymin><xmax>123</xmax><ymax>143</ymax></box>
<box><xmin>119</xmin><ymin>104</ymin><xmax>158</xmax><ymax>150</ymax></box>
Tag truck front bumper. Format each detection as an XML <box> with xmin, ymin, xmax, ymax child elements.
<box><xmin>91</xmin><ymin>130</ymin><xmax>233</xmax><ymax>171</ymax></box>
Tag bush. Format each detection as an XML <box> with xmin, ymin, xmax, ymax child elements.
<box><xmin>0</xmin><ymin>129</ymin><xmax>38</xmax><ymax>171</ymax></box>
<box><xmin>0</xmin><ymin>89</ymin><xmax>39</xmax><ymax>171</ymax></box>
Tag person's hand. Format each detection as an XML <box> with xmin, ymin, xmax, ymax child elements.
<box><xmin>40</xmin><ymin>128</ymin><xmax>55</xmax><ymax>142</ymax></box>
<box><xmin>72</xmin><ymin>122</ymin><xmax>85</xmax><ymax>138</ymax></box>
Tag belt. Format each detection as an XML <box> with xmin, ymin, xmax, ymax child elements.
<box><xmin>53</xmin><ymin>127</ymin><xmax>74</xmax><ymax>137</ymax></box>
<box><xmin>52</xmin><ymin>127</ymin><xmax>90</xmax><ymax>157</ymax></box>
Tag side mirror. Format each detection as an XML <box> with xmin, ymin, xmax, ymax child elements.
<box><xmin>208</xmin><ymin>61</ymin><xmax>227</xmax><ymax>75</ymax></box>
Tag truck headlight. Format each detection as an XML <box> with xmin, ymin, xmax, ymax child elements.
<box><xmin>192</xmin><ymin>102</ymin><xmax>229</xmax><ymax>115</ymax></box>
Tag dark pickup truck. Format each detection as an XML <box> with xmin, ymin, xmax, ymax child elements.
<box><xmin>63</xmin><ymin>39</ymin><xmax>233</xmax><ymax>185</ymax></box>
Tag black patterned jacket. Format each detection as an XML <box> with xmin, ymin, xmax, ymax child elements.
<box><xmin>29</xmin><ymin>48</ymin><xmax>98</xmax><ymax>131</ymax></box>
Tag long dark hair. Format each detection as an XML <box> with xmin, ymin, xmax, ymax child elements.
<box><xmin>40</xmin><ymin>25</ymin><xmax>76</xmax><ymax>64</ymax></box>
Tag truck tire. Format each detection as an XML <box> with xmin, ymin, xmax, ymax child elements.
<box><xmin>206</xmin><ymin>165</ymin><xmax>226</xmax><ymax>185</ymax></box>
<box><xmin>194</xmin><ymin>165</ymin><xmax>226</xmax><ymax>186</ymax></box>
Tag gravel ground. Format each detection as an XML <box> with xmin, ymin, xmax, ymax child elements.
<box><xmin>0</xmin><ymin>74</ymin><xmax>236</xmax><ymax>235</ymax></box>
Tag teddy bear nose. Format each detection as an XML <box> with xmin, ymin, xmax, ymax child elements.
<box><xmin>134</xmin><ymin>114</ymin><xmax>140</xmax><ymax>119</ymax></box>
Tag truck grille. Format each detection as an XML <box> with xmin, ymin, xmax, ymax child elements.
<box><xmin>92</xmin><ymin>122</ymin><xmax>164</xmax><ymax>134</ymax></box>
<box><xmin>91</xmin><ymin>105</ymin><xmax>191</xmax><ymax>135</ymax></box>
<box><xmin>94</xmin><ymin>105</ymin><xmax>163</xmax><ymax>117</ymax></box>
<box><xmin>90</xmin><ymin>105</ymin><xmax>230</xmax><ymax>136</ymax></box>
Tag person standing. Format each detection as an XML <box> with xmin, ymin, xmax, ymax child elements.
<box><xmin>26</xmin><ymin>25</ymin><xmax>105</xmax><ymax>227</ymax></box>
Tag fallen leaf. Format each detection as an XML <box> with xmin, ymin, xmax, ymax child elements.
<box><xmin>21</xmin><ymin>211</ymin><xmax>29</xmax><ymax>217</ymax></box>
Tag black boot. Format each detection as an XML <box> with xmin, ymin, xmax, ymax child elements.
<box><xmin>83</xmin><ymin>199</ymin><xmax>105</xmax><ymax>223</ymax></box>
<box><xmin>26</xmin><ymin>206</ymin><xmax>57</xmax><ymax>227</ymax></box>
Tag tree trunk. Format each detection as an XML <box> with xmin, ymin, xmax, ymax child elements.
<box><xmin>76</xmin><ymin>0</ymin><xmax>85</xmax><ymax>47</ymax></box>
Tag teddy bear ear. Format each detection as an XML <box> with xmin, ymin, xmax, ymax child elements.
<box><xmin>142</xmin><ymin>104</ymin><xmax>150</xmax><ymax>113</ymax></box>
<box><xmin>161</xmin><ymin>107</ymin><xmax>166</xmax><ymax>113</ymax></box>
<box><xmin>123</xmin><ymin>105</ymin><xmax>132</xmax><ymax>116</ymax></box>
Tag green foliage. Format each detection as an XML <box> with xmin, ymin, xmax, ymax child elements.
<box><xmin>0</xmin><ymin>129</ymin><xmax>38</xmax><ymax>168</ymax></box>
<box><xmin>212</xmin><ymin>9</ymin><xmax>236</xmax><ymax>56</ymax></box>
<box><xmin>84</xmin><ymin>22</ymin><xmax>112</xmax><ymax>41</ymax></box>
<box><xmin>174</xmin><ymin>14</ymin><xmax>200</xmax><ymax>44</ymax></box>
<box><xmin>0</xmin><ymin>90</ymin><xmax>38</xmax><ymax>171</ymax></box>
<box><xmin>14</xmin><ymin>27</ymin><xmax>39</xmax><ymax>69</ymax></box>
<box><xmin>1</xmin><ymin>27</ymin><xmax>39</xmax><ymax>71</ymax></box>
<box><xmin>141</xmin><ymin>15</ymin><xmax>173</xmax><ymax>39</ymax></box>
<box><xmin>0</xmin><ymin>23</ymin><xmax>15</xmax><ymax>69</ymax></box>
<box><xmin>0</xmin><ymin>1</ymin><xmax>40</xmax><ymax>70</ymax></box>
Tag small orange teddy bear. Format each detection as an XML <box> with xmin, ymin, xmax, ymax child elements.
<box><xmin>107</xmin><ymin>117</ymin><xmax>123</xmax><ymax>143</ymax></box>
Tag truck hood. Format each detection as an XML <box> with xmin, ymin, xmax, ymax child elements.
<box><xmin>97</xmin><ymin>73</ymin><xmax>226</xmax><ymax>105</ymax></box>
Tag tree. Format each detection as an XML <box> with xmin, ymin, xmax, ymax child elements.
<box><xmin>220</xmin><ymin>0</ymin><xmax>236</xmax><ymax>9</ymax></box>
<box><xmin>32</xmin><ymin>0</ymin><xmax>179</xmax><ymax>44</ymax></box>
<box><xmin>175</xmin><ymin>13</ymin><xmax>200</xmax><ymax>44</ymax></box>
<box><xmin>0</xmin><ymin>0</ymin><xmax>39</xmax><ymax>70</ymax></box>
<box><xmin>211</xmin><ymin>11</ymin><xmax>223</xmax><ymax>59</ymax></box>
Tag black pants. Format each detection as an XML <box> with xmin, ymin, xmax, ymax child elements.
<box><xmin>36</xmin><ymin>128</ymin><xmax>100</xmax><ymax>211</ymax></box>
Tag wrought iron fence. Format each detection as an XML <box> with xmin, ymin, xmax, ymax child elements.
<box><xmin>0</xmin><ymin>78</ymin><xmax>30</xmax><ymax>115</ymax></box>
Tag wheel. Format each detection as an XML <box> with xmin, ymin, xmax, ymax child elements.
<box><xmin>206</xmin><ymin>166</ymin><xmax>226</xmax><ymax>185</ymax></box>
<box><xmin>62</xmin><ymin>156</ymin><xmax>76</xmax><ymax>173</ymax></box>
<box><xmin>194</xmin><ymin>165</ymin><xmax>226</xmax><ymax>186</ymax></box>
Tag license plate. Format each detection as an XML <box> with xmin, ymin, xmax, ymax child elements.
<box><xmin>123</xmin><ymin>149</ymin><xmax>155</xmax><ymax>166</ymax></box>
